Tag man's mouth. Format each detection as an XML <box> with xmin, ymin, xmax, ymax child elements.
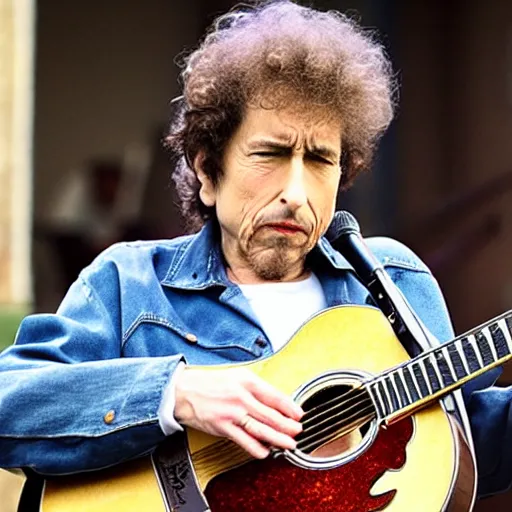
<box><xmin>264</xmin><ymin>222</ymin><xmax>306</xmax><ymax>235</ymax></box>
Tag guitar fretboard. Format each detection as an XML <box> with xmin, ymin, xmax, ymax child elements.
<box><xmin>367</xmin><ymin>311</ymin><xmax>512</xmax><ymax>420</ymax></box>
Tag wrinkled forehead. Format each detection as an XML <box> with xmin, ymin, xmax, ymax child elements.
<box><xmin>236</xmin><ymin>100</ymin><xmax>343</xmax><ymax>152</ymax></box>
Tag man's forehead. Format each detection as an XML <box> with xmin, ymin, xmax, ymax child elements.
<box><xmin>241</xmin><ymin>106</ymin><xmax>342</xmax><ymax>147</ymax></box>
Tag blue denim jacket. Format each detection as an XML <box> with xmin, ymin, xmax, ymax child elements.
<box><xmin>0</xmin><ymin>221</ymin><xmax>510</xmax><ymax>496</ymax></box>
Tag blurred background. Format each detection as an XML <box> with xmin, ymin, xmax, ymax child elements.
<box><xmin>1</xmin><ymin>0</ymin><xmax>512</xmax><ymax>509</ymax></box>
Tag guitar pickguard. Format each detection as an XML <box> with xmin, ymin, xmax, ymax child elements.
<box><xmin>204</xmin><ymin>417</ymin><xmax>414</xmax><ymax>512</ymax></box>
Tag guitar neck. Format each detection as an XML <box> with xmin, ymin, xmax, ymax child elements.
<box><xmin>366</xmin><ymin>310</ymin><xmax>512</xmax><ymax>424</ymax></box>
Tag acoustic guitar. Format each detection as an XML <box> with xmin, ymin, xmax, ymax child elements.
<box><xmin>28</xmin><ymin>305</ymin><xmax>512</xmax><ymax>511</ymax></box>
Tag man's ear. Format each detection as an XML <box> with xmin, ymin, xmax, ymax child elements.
<box><xmin>193</xmin><ymin>152</ymin><xmax>216</xmax><ymax>207</ymax></box>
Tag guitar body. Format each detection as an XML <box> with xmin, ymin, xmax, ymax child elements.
<box><xmin>40</xmin><ymin>306</ymin><xmax>476</xmax><ymax>511</ymax></box>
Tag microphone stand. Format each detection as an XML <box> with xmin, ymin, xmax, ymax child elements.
<box><xmin>328</xmin><ymin>212</ymin><xmax>477</xmax><ymax>475</ymax></box>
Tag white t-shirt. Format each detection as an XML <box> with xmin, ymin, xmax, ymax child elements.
<box><xmin>238</xmin><ymin>272</ymin><xmax>327</xmax><ymax>352</ymax></box>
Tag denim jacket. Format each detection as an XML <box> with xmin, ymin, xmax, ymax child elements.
<box><xmin>0</xmin><ymin>221</ymin><xmax>510</xmax><ymax>496</ymax></box>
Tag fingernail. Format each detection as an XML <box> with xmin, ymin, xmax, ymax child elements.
<box><xmin>294</xmin><ymin>404</ymin><xmax>304</xmax><ymax>418</ymax></box>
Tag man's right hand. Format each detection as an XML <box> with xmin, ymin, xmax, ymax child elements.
<box><xmin>174</xmin><ymin>366</ymin><xmax>304</xmax><ymax>459</ymax></box>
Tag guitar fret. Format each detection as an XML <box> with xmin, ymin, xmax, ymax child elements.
<box><xmin>446</xmin><ymin>344</ymin><xmax>466</xmax><ymax>379</ymax></box>
<box><xmin>454</xmin><ymin>338</ymin><xmax>471</xmax><ymax>376</ymax></box>
<box><xmin>422</xmin><ymin>355</ymin><xmax>442</xmax><ymax>392</ymax></box>
<box><xmin>475</xmin><ymin>331</ymin><xmax>495</xmax><ymax>366</ymax></box>
<box><xmin>461</xmin><ymin>336</ymin><xmax>481</xmax><ymax>373</ymax></box>
<box><xmin>482</xmin><ymin>327</ymin><xmax>498</xmax><ymax>362</ymax></box>
<box><xmin>418</xmin><ymin>359</ymin><xmax>433</xmax><ymax>394</ymax></box>
<box><xmin>402</xmin><ymin>366</ymin><xmax>421</xmax><ymax>402</ymax></box>
<box><xmin>467</xmin><ymin>334</ymin><xmax>484</xmax><ymax>369</ymax></box>
<box><xmin>411</xmin><ymin>362</ymin><xmax>430</xmax><ymax>397</ymax></box>
<box><xmin>388</xmin><ymin>374</ymin><xmax>403</xmax><ymax>409</ymax></box>
<box><xmin>498</xmin><ymin>318</ymin><xmax>512</xmax><ymax>350</ymax></box>
<box><xmin>433</xmin><ymin>348</ymin><xmax>455</xmax><ymax>387</ymax></box>
<box><xmin>380</xmin><ymin>379</ymin><xmax>395</xmax><ymax>413</ymax></box>
<box><xmin>491</xmin><ymin>321</ymin><xmax>511</xmax><ymax>359</ymax></box>
<box><xmin>394</xmin><ymin>369</ymin><xmax>412</xmax><ymax>405</ymax></box>
<box><xmin>442</xmin><ymin>346</ymin><xmax>458</xmax><ymax>382</ymax></box>
<box><xmin>506</xmin><ymin>315</ymin><xmax>512</xmax><ymax>344</ymax></box>
<box><xmin>387</xmin><ymin>378</ymin><xmax>400</xmax><ymax>411</ymax></box>
<box><xmin>370</xmin><ymin>383</ymin><xmax>386</xmax><ymax>419</ymax></box>
<box><xmin>377</xmin><ymin>380</ymin><xmax>392</xmax><ymax>416</ymax></box>
<box><xmin>409</xmin><ymin>365</ymin><xmax>425</xmax><ymax>397</ymax></box>
<box><xmin>428</xmin><ymin>352</ymin><xmax>445</xmax><ymax>386</ymax></box>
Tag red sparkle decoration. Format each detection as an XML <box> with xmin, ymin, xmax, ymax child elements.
<box><xmin>204</xmin><ymin>418</ymin><xmax>413</xmax><ymax>512</ymax></box>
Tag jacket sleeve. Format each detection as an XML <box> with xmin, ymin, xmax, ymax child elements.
<box><xmin>387</xmin><ymin>247</ymin><xmax>511</xmax><ymax>497</ymax></box>
<box><xmin>0</xmin><ymin>261</ymin><xmax>182</xmax><ymax>476</ymax></box>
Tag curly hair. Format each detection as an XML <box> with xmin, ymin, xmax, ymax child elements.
<box><xmin>167</xmin><ymin>0</ymin><xmax>396</xmax><ymax>233</ymax></box>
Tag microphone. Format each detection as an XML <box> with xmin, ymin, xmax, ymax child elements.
<box><xmin>325</xmin><ymin>210</ymin><xmax>434</xmax><ymax>357</ymax></box>
<box><xmin>325</xmin><ymin>211</ymin><xmax>383</xmax><ymax>285</ymax></box>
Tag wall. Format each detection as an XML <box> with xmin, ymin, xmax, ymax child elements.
<box><xmin>397</xmin><ymin>0</ymin><xmax>512</xmax><ymax>347</ymax></box>
<box><xmin>33</xmin><ymin>0</ymin><xmax>202</xmax><ymax>309</ymax></box>
<box><xmin>396</xmin><ymin>2</ymin><xmax>512</xmax><ymax>508</ymax></box>
<box><xmin>34</xmin><ymin>0</ymin><xmax>201</xmax><ymax>223</ymax></box>
<box><xmin>448</xmin><ymin>0</ymin><xmax>512</xmax><ymax>336</ymax></box>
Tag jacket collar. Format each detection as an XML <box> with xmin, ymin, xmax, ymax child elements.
<box><xmin>161</xmin><ymin>220</ymin><xmax>352</xmax><ymax>290</ymax></box>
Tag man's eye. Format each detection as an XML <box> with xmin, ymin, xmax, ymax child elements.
<box><xmin>309</xmin><ymin>154</ymin><xmax>334</xmax><ymax>165</ymax></box>
<box><xmin>254</xmin><ymin>151</ymin><xmax>280</xmax><ymax>157</ymax></box>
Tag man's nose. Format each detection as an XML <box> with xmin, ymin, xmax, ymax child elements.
<box><xmin>279</xmin><ymin>158</ymin><xmax>308</xmax><ymax>210</ymax></box>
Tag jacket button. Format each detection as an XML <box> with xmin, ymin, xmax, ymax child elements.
<box><xmin>104</xmin><ymin>410</ymin><xmax>116</xmax><ymax>424</ymax></box>
<box><xmin>185</xmin><ymin>333</ymin><xmax>198</xmax><ymax>343</ymax></box>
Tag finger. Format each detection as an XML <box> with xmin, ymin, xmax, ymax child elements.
<box><xmin>225</xmin><ymin>424</ymin><xmax>270</xmax><ymax>459</ymax></box>
<box><xmin>246</xmin><ymin>376</ymin><xmax>304</xmax><ymax>420</ymax></box>
<box><xmin>242</xmin><ymin>392</ymin><xmax>302</xmax><ymax>437</ymax></box>
<box><xmin>240</xmin><ymin>416</ymin><xmax>297</xmax><ymax>451</ymax></box>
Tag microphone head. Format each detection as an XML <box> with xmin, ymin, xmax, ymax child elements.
<box><xmin>324</xmin><ymin>210</ymin><xmax>361</xmax><ymax>242</ymax></box>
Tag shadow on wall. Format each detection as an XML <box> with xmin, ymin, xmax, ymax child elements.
<box><xmin>33</xmin><ymin>127</ymin><xmax>184</xmax><ymax>313</ymax></box>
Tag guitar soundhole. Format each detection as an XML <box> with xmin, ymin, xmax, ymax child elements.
<box><xmin>295</xmin><ymin>383</ymin><xmax>375</xmax><ymax>458</ymax></box>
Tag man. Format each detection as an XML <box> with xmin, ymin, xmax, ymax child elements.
<box><xmin>0</xmin><ymin>0</ymin><xmax>510</xmax><ymax>502</ymax></box>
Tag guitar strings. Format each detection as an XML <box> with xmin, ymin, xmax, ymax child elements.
<box><xmin>293</xmin><ymin>385</ymin><xmax>376</xmax><ymax>454</ymax></box>
<box><xmin>301</xmin><ymin>387</ymin><xmax>368</xmax><ymax>427</ymax></box>
<box><xmin>299</xmin><ymin>394</ymin><xmax>371</xmax><ymax>438</ymax></box>
<box><xmin>299</xmin><ymin>385</ymin><xmax>374</xmax><ymax>433</ymax></box>
<box><xmin>298</xmin><ymin>412</ymin><xmax>375</xmax><ymax>454</ymax></box>
<box><xmin>298</xmin><ymin>400</ymin><xmax>374</xmax><ymax>447</ymax></box>
<box><xmin>297</xmin><ymin>404</ymin><xmax>375</xmax><ymax>453</ymax></box>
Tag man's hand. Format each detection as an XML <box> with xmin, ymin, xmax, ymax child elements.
<box><xmin>174</xmin><ymin>366</ymin><xmax>304</xmax><ymax>459</ymax></box>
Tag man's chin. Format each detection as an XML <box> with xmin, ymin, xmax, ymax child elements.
<box><xmin>253</xmin><ymin>266</ymin><xmax>289</xmax><ymax>281</ymax></box>
<box><xmin>249</xmin><ymin>247</ymin><xmax>305</xmax><ymax>281</ymax></box>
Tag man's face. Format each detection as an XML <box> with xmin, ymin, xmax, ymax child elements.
<box><xmin>197</xmin><ymin>106</ymin><xmax>342</xmax><ymax>283</ymax></box>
